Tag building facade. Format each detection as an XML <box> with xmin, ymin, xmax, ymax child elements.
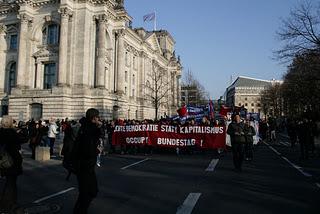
<box><xmin>225</xmin><ymin>76</ymin><xmax>281</xmax><ymax>117</ymax></box>
<box><xmin>0</xmin><ymin>0</ymin><xmax>182</xmax><ymax>121</ymax></box>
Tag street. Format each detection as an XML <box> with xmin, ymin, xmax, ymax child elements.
<box><xmin>1</xmin><ymin>137</ymin><xmax>320</xmax><ymax>214</ymax></box>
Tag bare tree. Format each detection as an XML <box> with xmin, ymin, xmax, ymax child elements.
<box><xmin>282</xmin><ymin>51</ymin><xmax>320</xmax><ymax>117</ymax></box>
<box><xmin>260</xmin><ymin>83</ymin><xmax>283</xmax><ymax>117</ymax></box>
<box><xmin>145</xmin><ymin>64</ymin><xmax>170</xmax><ymax>120</ymax></box>
<box><xmin>275</xmin><ymin>1</ymin><xmax>320</xmax><ymax>61</ymax></box>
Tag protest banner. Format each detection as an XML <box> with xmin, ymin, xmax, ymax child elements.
<box><xmin>112</xmin><ymin>124</ymin><xmax>226</xmax><ymax>149</ymax></box>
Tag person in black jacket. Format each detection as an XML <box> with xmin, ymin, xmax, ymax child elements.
<box><xmin>0</xmin><ymin>116</ymin><xmax>28</xmax><ymax>213</ymax></box>
<box><xmin>227</xmin><ymin>114</ymin><xmax>246</xmax><ymax>172</ymax></box>
<box><xmin>73</xmin><ymin>108</ymin><xmax>103</xmax><ymax>214</ymax></box>
<box><xmin>244</xmin><ymin>119</ymin><xmax>256</xmax><ymax>161</ymax></box>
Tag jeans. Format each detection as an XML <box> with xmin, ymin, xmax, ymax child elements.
<box><xmin>48</xmin><ymin>137</ymin><xmax>55</xmax><ymax>155</ymax></box>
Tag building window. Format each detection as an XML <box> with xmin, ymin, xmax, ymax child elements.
<box><xmin>30</xmin><ymin>103</ymin><xmax>43</xmax><ymax>121</ymax></box>
<box><xmin>43</xmin><ymin>24</ymin><xmax>59</xmax><ymax>45</ymax></box>
<box><xmin>257</xmin><ymin>103</ymin><xmax>261</xmax><ymax>107</ymax></box>
<box><xmin>245</xmin><ymin>103</ymin><xmax>248</xmax><ymax>106</ymax></box>
<box><xmin>132</xmin><ymin>74</ymin><xmax>135</xmax><ymax>85</ymax></box>
<box><xmin>124</xmin><ymin>86</ymin><xmax>127</xmax><ymax>95</ymax></box>
<box><xmin>133</xmin><ymin>56</ymin><xmax>136</xmax><ymax>67</ymax></box>
<box><xmin>251</xmin><ymin>103</ymin><xmax>254</xmax><ymax>107</ymax></box>
<box><xmin>245</xmin><ymin>97</ymin><xmax>247</xmax><ymax>101</ymax></box>
<box><xmin>125</xmin><ymin>52</ymin><xmax>130</xmax><ymax>66</ymax></box>
<box><xmin>9</xmin><ymin>35</ymin><xmax>17</xmax><ymax>50</ymax></box>
<box><xmin>44</xmin><ymin>63</ymin><xmax>56</xmax><ymax>89</ymax></box>
<box><xmin>252</xmin><ymin>109</ymin><xmax>254</xmax><ymax>113</ymax></box>
<box><xmin>125</xmin><ymin>71</ymin><xmax>128</xmax><ymax>82</ymax></box>
<box><xmin>8</xmin><ymin>62</ymin><xmax>16</xmax><ymax>93</ymax></box>
<box><xmin>145</xmin><ymin>80</ymin><xmax>151</xmax><ymax>97</ymax></box>
<box><xmin>238</xmin><ymin>103</ymin><xmax>241</xmax><ymax>106</ymax></box>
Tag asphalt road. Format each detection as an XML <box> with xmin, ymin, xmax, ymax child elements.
<box><xmin>1</xmin><ymin>139</ymin><xmax>319</xmax><ymax>214</ymax></box>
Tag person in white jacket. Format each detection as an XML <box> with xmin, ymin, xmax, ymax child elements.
<box><xmin>48</xmin><ymin>120</ymin><xmax>58</xmax><ymax>156</ymax></box>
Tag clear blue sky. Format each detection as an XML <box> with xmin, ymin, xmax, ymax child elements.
<box><xmin>125</xmin><ymin>0</ymin><xmax>309</xmax><ymax>99</ymax></box>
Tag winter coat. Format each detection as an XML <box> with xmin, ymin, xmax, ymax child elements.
<box><xmin>48</xmin><ymin>123</ymin><xmax>58</xmax><ymax>138</ymax></box>
<box><xmin>77</xmin><ymin>120</ymin><xmax>103</xmax><ymax>172</ymax></box>
<box><xmin>244</xmin><ymin>125</ymin><xmax>256</xmax><ymax>144</ymax></box>
<box><xmin>227</xmin><ymin>122</ymin><xmax>246</xmax><ymax>144</ymax></box>
<box><xmin>0</xmin><ymin>128</ymin><xmax>28</xmax><ymax>176</ymax></box>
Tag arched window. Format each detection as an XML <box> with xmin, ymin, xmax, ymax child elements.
<box><xmin>42</xmin><ymin>23</ymin><xmax>59</xmax><ymax>45</ymax></box>
<box><xmin>8</xmin><ymin>62</ymin><xmax>16</xmax><ymax>93</ymax></box>
<box><xmin>145</xmin><ymin>80</ymin><xmax>151</xmax><ymax>98</ymax></box>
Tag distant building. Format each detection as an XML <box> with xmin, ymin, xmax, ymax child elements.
<box><xmin>225</xmin><ymin>76</ymin><xmax>282</xmax><ymax>117</ymax></box>
<box><xmin>181</xmin><ymin>85</ymin><xmax>198</xmax><ymax>106</ymax></box>
<box><xmin>0</xmin><ymin>0</ymin><xmax>182</xmax><ymax>120</ymax></box>
<box><xmin>180</xmin><ymin>85</ymin><xmax>209</xmax><ymax>107</ymax></box>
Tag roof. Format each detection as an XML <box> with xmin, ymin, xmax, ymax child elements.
<box><xmin>229</xmin><ymin>76</ymin><xmax>272</xmax><ymax>89</ymax></box>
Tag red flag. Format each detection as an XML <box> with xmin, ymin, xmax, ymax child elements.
<box><xmin>209</xmin><ymin>100</ymin><xmax>214</xmax><ymax>120</ymax></box>
<box><xmin>219</xmin><ymin>105</ymin><xmax>231</xmax><ymax>116</ymax></box>
<box><xmin>177</xmin><ymin>105</ymin><xmax>187</xmax><ymax>117</ymax></box>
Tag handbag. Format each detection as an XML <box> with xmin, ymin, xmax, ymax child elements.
<box><xmin>0</xmin><ymin>144</ymin><xmax>14</xmax><ymax>169</ymax></box>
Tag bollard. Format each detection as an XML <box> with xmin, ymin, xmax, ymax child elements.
<box><xmin>35</xmin><ymin>146</ymin><xmax>50</xmax><ymax>161</ymax></box>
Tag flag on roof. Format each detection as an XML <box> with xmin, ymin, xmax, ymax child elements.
<box><xmin>143</xmin><ymin>12</ymin><xmax>155</xmax><ymax>22</ymax></box>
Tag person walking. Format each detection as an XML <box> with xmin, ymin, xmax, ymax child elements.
<box><xmin>0</xmin><ymin>115</ymin><xmax>28</xmax><ymax>213</ymax></box>
<box><xmin>73</xmin><ymin>108</ymin><xmax>104</xmax><ymax>214</ymax></box>
<box><xmin>297</xmin><ymin>117</ymin><xmax>312</xmax><ymax>160</ymax></box>
<box><xmin>244</xmin><ymin>119</ymin><xmax>256</xmax><ymax>161</ymax></box>
<box><xmin>227</xmin><ymin>114</ymin><xmax>246</xmax><ymax>172</ymax></box>
<box><xmin>48</xmin><ymin>119</ymin><xmax>59</xmax><ymax>156</ymax></box>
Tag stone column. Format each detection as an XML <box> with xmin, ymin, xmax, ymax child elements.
<box><xmin>95</xmin><ymin>15</ymin><xmax>107</xmax><ymax>88</ymax></box>
<box><xmin>35</xmin><ymin>60</ymin><xmax>42</xmax><ymax>89</ymax></box>
<box><xmin>171</xmin><ymin>72</ymin><xmax>175</xmax><ymax>106</ymax></box>
<box><xmin>58</xmin><ymin>7</ymin><xmax>72</xmax><ymax>87</ymax></box>
<box><xmin>116</xmin><ymin>30</ymin><xmax>125</xmax><ymax>94</ymax></box>
<box><xmin>176</xmin><ymin>75</ymin><xmax>181</xmax><ymax>106</ymax></box>
<box><xmin>16</xmin><ymin>14</ymin><xmax>32</xmax><ymax>89</ymax></box>
<box><xmin>0</xmin><ymin>24</ymin><xmax>6</xmax><ymax>92</ymax></box>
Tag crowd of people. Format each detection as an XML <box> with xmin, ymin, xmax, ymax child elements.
<box><xmin>1</xmin><ymin>110</ymin><xmax>319</xmax><ymax>213</ymax></box>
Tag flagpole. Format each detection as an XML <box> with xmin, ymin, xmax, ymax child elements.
<box><xmin>154</xmin><ymin>11</ymin><xmax>157</xmax><ymax>31</ymax></box>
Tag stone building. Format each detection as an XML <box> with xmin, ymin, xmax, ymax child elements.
<box><xmin>225</xmin><ymin>76</ymin><xmax>281</xmax><ymax>116</ymax></box>
<box><xmin>0</xmin><ymin>0</ymin><xmax>182</xmax><ymax>120</ymax></box>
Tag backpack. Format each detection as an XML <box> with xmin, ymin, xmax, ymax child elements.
<box><xmin>62</xmin><ymin>125</ymin><xmax>82</xmax><ymax>180</ymax></box>
<box><xmin>0</xmin><ymin>144</ymin><xmax>14</xmax><ymax>170</ymax></box>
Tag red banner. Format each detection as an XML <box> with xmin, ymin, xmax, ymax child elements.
<box><xmin>112</xmin><ymin>124</ymin><xmax>226</xmax><ymax>149</ymax></box>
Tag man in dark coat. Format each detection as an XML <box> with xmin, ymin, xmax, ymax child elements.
<box><xmin>297</xmin><ymin>118</ymin><xmax>312</xmax><ymax>160</ymax></box>
<box><xmin>73</xmin><ymin>108</ymin><xmax>103</xmax><ymax>214</ymax></box>
<box><xmin>227</xmin><ymin>114</ymin><xmax>246</xmax><ymax>172</ymax></box>
<box><xmin>0</xmin><ymin>116</ymin><xmax>28</xmax><ymax>213</ymax></box>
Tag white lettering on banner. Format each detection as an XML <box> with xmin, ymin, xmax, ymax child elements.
<box><xmin>157</xmin><ymin>138</ymin><xmax>196</xmax><ymax>147</ymax></box>
<box><xmin>161</xmin><ymin>125</ymin><xmax>178</xmax><ymax>133</ymax></box>
<box><xmin>114</xmin><ymin>125</ymin><xmax>158</xmax><ymax>132</ymax></box>
<box><xmin>180</xmin><ymin>126</ymin><xmax>224</xmax><ymax>134</ymax></box>
<box><xmin>126</xmin><ymin>137</ymin><xmax>148</xmax><ymax>144</ymax></box>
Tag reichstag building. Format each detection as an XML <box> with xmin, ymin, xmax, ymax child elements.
<box><xmin>0</xmin><ymin>0</ymin><xmax>182</xmax><ymax>120</ymax></box>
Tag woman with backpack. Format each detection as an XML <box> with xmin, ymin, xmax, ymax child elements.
<box><xmin>0</xmin><ymin>115</ymin><xmax>28</xmax><ymax>213</ymax></box>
